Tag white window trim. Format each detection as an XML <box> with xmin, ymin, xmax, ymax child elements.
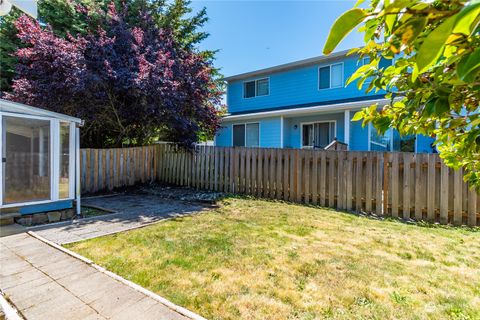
<box><xmin>362</xmin><ymin>57</ymin><xmax>372</xmax><ymax>85</ymax></box>
<box><xmin>300</xmin><ymin>120</ymin><xmax>337</xmax><ymax>149</ymax></box>
<box><xmin>52</xmin><ymin>119</ymin><xmax>59</xmax><ymax>202</ymax></box>
<box><xmin>368</xmin><ymin>123</ymin><xmax>388</xmax><ymax>151</ymax></box>
<box><xmin>58</xmin><ymin>121</ymin><xmax>76</xmax><ymax>200</ymax></box>
<box><xmin>243</xmin><ymin>77</ymin><xmax>270</xmax><ymax>99</ymax></box>
<box><xmin>318</xmin><ymin>62</ymin><xmax>344</xmax><ymax>90</ymax></box>
<box><xmin>0</xmin><ymin>113</ymin><xmax>3</xmax><ymax>207</ymax></box>
<box><xmin>231</xmin><ymin>122</ymin><xmax>261</xmax><ymax>147</ymax></box>
<box><xmin>344</xmin><ymin>110</ymin><xmax>350</xmax><ymax>150</ymax></box>
<box><xmin>0</xmin><ymin>111</ymin><xmax>76</xmax><ymax>208</ymax></box>
<box><xmin>280</xmin><ymin>116</ymin><xmax>284</xmax><ymax>148</ymax></box>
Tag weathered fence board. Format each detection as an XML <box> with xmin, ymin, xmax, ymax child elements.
<box><xmin>80</xmin><ymin>145</ymin><xmax>480</xmax><ymax>226</ymax></box>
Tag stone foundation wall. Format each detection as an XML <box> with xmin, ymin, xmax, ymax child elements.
<box><xmin>15</xmin><ymin>209</ymin><xmax>76</xmax><ymax>226</ymax></box>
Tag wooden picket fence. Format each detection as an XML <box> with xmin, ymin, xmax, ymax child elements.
<box><xmin>80</xmin><ymin>144</ymin><xmax>479</xmax><ymax>226</ymax></box>
<box><xmin>80</xmin><ymin>145</ymin><xmax>159</xmax><ymax>193</ymax></box>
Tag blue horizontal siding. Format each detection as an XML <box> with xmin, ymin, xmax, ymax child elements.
<box><xmin>19</xmin><ymin>200</ymin><xmax>73</xmax><ymax>214</ymax></box>
<box><xmin>416</xmin><ymin>134</ymin><xmax>435</xmax><ymax>153</ymax></box>
<box><xmin>260</xmin><ymin>118</ymin><xmax>282</xmax><ymax>147</ymax></box>
<box><xmin>228</xmin><ymin>55</ymin><xmax>383</xmax><ymax>114</ymax></box>
<box><xmin>215</xmin><ymin>125</ymin><xmax>231</xmax><ymax>147</ymax></box>
<box><xmin>349</xmin><ymin>112</ymin><xmax>369</xmax><ymax>151</ymax></box>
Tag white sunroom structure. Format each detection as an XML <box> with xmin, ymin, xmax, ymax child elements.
<box><xmin>0</xmin><ymin>99</ymin><xmax>83</xmax><ymax>214</ymax></box>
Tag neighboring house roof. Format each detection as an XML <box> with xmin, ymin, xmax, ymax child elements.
<box><xmin>222</xmin><ymin>96</ymin><xmax>390</xmax><ymax>121</ymax></box>
<box><xmin>223</xmin><ymin>49</ymin><xmax>351</xmax><ymax>82</ymax></box>
<box><xmin>0</xmin><ymin>98</ymin><xmax>83</xmax><ymax>125</ymax></box>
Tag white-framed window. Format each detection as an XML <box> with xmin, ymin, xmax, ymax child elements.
<box><xmin>232</xmin><ymin>123</ymin><xmax>260</xmax><ymax>147</ymax></box>
<box><xmin>370</xmin><ymin>125</ymin><xmax>392</xmax><ymax>151</ymax></box>
<box><xmin>369</xmin><ymin>124</ymin><xmax>416</xmax><ymax>152</ymax></box>
<box><xmin>319</xmin><ymin>63</ymin><xmax>343</xmax><ymax>89</ymax></box>
<box><xmin>243</xmin><ymin>78</ymin><xmax>269</xmax><ymax>98</ymax></box>
<box><xmin>301</xmin><ymin>121</ymin><xmax>336</xmax><ymax>149</ymax></box>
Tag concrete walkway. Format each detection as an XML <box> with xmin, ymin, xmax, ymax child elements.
<box><xmin>31</xmin><ymin>194</ymin><xmax>212</xmax><ymax>244</ymax></box>
<box><xmin>0</xmin><ymin>233</ymin><xmax>191</xmax><ymax>320</ymax></box>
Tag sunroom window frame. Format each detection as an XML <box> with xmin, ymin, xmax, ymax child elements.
<box><xmin>0</xmin><ymin>112</ymin><xmax>76</xmax><ymax>207</ymax></box>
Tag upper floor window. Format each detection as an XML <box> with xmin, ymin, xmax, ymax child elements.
<box><xmin>319</xmin><ymin>63</ymin><xmax>343</xmax><ymax>89</ymax></box>
<box><xmin>243</xmin><ymin>78</ymin><xmax>269</xmax><ymax>98</ymax></box>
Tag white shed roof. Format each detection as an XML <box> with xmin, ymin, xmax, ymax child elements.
<box><xmin>0</xmin><ymin>99</ymin><xmax>83</xmax><ymax>125</ymax></box>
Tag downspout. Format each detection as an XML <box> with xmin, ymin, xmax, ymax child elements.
<box><xmin>75</xmin><ymin>122</ymin><xmax>83</xmax><ymax>216</ymax></box>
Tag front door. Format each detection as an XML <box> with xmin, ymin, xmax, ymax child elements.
<box><xmin>1</xmin><ymin>115</ymin><xmax>51</xmax><ymax>205</ymax></box>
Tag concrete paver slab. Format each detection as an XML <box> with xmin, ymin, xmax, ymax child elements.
<box><xmin>0</xmin><ymin>233</ymin><xmax>193</xmax><ymax>320</ymax></box>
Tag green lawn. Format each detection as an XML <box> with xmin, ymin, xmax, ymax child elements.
<box><xmin>66</xmin><ymin>197</ymin><xmax>480</xmax><ymax>320</ymax></box>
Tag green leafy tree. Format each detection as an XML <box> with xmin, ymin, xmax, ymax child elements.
<box><xmin>0</xmin><ymin>0</ymin><xmax>214</xmax><ymax>91</ymax></box>
<box><xmin>323</xmin><ymin>0</ymin><xmax>480</xmax><ymax>187</ymax></box>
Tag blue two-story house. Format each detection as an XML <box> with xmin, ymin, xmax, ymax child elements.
<box><xmin>214</xmin><ymin>49</ymin><xmax>435</xmax><ymax>153</ymax></box>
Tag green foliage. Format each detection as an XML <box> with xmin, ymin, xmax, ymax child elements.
<box><xmin>323</xmin><ymin>0</ymin><xmax>480</xmax><ymax>188</ymax></box>
<box><xmin>0</xmin><ymin>8</ymin><xmax>22</xmax><ymax>91</ymax></box>
<box><xmin>323</xmin><ymin>8</ymin><xmax>367</xmax><ymax>55</ymax></box>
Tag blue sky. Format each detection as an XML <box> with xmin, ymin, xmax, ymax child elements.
<box><xmin>190</xmin><ymin>0</ymin><xmax>363</xmax><ymax>77</ymax></box>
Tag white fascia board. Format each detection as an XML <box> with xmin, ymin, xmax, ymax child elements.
<box><xmin>0</xmin><ymin>99</ymin><xmax>83</xmax><ymax>125</ymax></box>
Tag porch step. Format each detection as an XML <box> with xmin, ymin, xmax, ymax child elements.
<box><xmin>0</xmin><ymin>213</ymin><xmax>21</xmax><ymax>226</ymax></box>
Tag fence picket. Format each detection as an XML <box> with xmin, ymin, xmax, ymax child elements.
<box><xmin>304</xmin><ymin>151</ymin><xmax>311</xmax><ymax>204</ymax></box>
<box><xmin>391</xmin><ymin>153</ymin><xmax>399</xmax><ymax>218</ymax></box>
<box><xmin>283</xmin><ymin>150</ymin><xmax>289</xmax><ymax>201</ymax></box>
<box><xmin>365</xmin><ymin>152</ymin><xmax>373</xmax><ymax>212</ymax></box>
<box><xmin>403</xmin><ymin>153</ymin><xmax>412</xmax><ymax>219</ymax></box>
<box><xmin>312</xmin><ymin>151</ymin><xmax>319</xmax><ymax>205</ymax></box>
<box><xmin>414</xmin><ymin>154</ymin><xmax>422</xmax><ymax>220</ymax></box>
<box><xmin>468</xmin><ymin>186</ymin><xmax>477</xmax><ymax>226</ymax></box>
<box><xmin>453</xmin><ymin>168</ymin><xmax>463</xmax><ymax>225</ymax></box>
<box><xmin>440</xmin><ymin>161</ymin><xmax>449</xmax><ymax>224</ymax></box>
<box><xmin>317</xmin><ymin>152</ymin><xmax>325</xmax><ymax>206</ymax></box>
<box><xmin>375</xmin><ymin>153</ymin><xmax>383</xmax><ymax>216</ymax></box>
<box><xmin>329</xmin><ymin>152</ymin><xmax>336</xmax><ymax>208</ymax></box>
<box><xmin>355</xmin><ymin>152</ymin><xmax>362</xmax><ymax>211</ymax></box>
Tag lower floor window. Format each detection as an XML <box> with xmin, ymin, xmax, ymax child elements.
<box><xmin>302</xmin><ymin>122</ymin><xmax>335</xmax><ymax>148</ymax></box>
<box><xmin>233</xmin><ymin>123</ymin><xmax>259</xmax><ymax>147</ymax></box>
<box><xmin>370</xmin><ymin>126</ymin><xmax>392</xmax><ymax>151</ymax></box>
<box><xmin>370</xmin><ymin>125</ymin><xmax>416</xmax><ymax>152</ymax></box>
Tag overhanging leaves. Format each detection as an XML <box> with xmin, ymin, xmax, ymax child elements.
<box><xmin>458</xmin><ymin>47</ymin><xmax>480</xmax><ymax>82</ymax></box>
<box><xmin>323</xmin><ymin>8</ymin><xmax>366</xmax><ymax>55</ymax></box>
<box><xmin>416</xmin><ymin>14</ymin><xmax>457</xmax><ymax>73</ymax></box>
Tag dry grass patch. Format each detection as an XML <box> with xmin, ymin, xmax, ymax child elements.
<box><xmin>66</xmin><ymin>197</ymin><xmax>480</xmax><ymax>320</ymax></box>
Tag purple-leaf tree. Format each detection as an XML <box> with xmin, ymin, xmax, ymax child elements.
<box><xmin>5</xmin><ymin>4</ymin><xmax>222</xmax><ymax>148</ymax></box>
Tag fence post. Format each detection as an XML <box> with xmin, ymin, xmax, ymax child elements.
<box><xmin>383</xmin><ymin>152</ymin><xmax>389</xmax><ymax>216</ymax></box>
<box><xmin>440</xmin><ymin>160</ymin><xmax>449</xmax><ymax>224</ymax></box>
